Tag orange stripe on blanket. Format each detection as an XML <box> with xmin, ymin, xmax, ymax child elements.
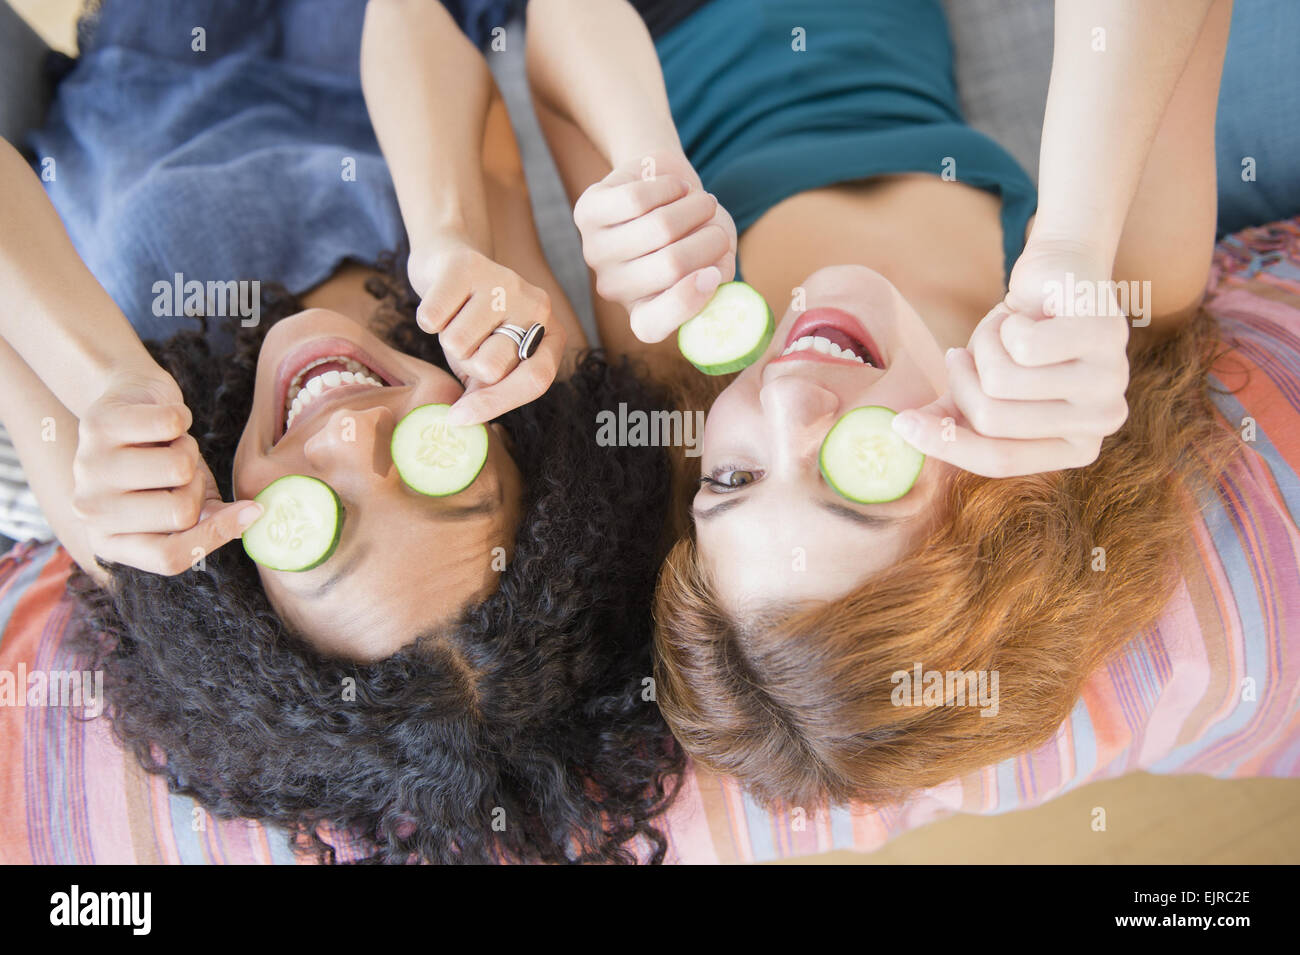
<box><xmin>0</xmin><ymin>546</ymin><xmax>73</xmax><ymax>863</ymax></box>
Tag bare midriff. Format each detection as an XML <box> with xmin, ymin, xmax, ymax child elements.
<box><xmin>738</xmin><ymin>172</ymin><xmax>1032</xmax><ymax>351</ymax></box>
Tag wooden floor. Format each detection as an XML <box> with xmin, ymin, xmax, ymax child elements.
<box><xmin>772</xmin><ymin>773</ymin><xmax>1300</xmax><ymax>864</ymax></box>
<box><xmin>10</xmin><ymin>0</ymin><xmax>1299</xmax><ymax>866</ymax></box>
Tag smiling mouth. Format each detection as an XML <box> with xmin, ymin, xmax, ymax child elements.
<box><xmin>779</xmin><ymin>331</ymin><xmax>876</xmax><ymax>365</ymax></box>
<box><xmin>772</xmin><ymin>308</ymin><xmax>885</xmax><ymax>369</ymax></box>
<box><xmin>274</xmin><ymin>339</ymin><xmax>400</xmax><ymax>443</ymax></box>
<box><xmin>285</xmin><ymin>357</ymin><xmax>386</xmax><ymax>432</ymax></box>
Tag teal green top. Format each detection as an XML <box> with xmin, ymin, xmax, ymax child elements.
<box><xmin>654</xmin><ymin>0</ymin><xmax>1038</xmax><ymax>282</ymax></box>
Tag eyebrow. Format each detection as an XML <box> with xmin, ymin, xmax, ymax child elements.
<box><xmin>817</xmin><ymin>500</ymin><xmax>901</xmax><ymax>528</ymax></box>
<box><xmin>692</xmin><ymin>494</ymin><xmax>901</xmax><ymax>527</ymax></box>
<box><xmin>426</xmin><ymin>493</ymin><xmax>497</xmax><ymax>521</ymax></box>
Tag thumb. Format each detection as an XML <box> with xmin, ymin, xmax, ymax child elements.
<box><xmin>891</xmin><ymin>389</ymin><xmax>967</xmax><ymax>453</ymax></box>
<box><xmin>629</xmin><ymin>266</ymin><xmax>723</xmax><ymax>344</ymax></box>
<box><xmin>199</xmin><ymin>499</ymin><xmax>263</xmax><ymax>544</ymax></box>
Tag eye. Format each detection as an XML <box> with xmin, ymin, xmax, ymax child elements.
<box><xmin>698</xmin><ymin>466</ymin><xmax>762</xmax><ymax>492</ymax></box>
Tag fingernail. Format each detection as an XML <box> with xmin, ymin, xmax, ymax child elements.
<box><xmin>892</xmin><ymin>412</ymin><xmax>919</xmax><ymax>438</ymax></box>
<box><xmin>945</xmin><ymin>347</ymin><xmax>959</xmax><ymax>364</ymax></box>
<box><xmin>696</xmin><ymin>267</ymin><xmax>722</xmax><ymax>295</ymax></box>
<box><xmin>237</xmin><ymin>504</ymin><xmax>263</xmax><ymax>528</ymax></box>
<box><xmin>445</xmin><ymin>406</ymin><xmax>471</xmax><ymax>427</ymax></box>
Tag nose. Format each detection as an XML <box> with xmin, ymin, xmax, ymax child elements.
<box><xmin>302</xmin><ymin>405</ymin><xmax>398</xmax><ymax>490</ymax></box>
<box><xmin>758</xmin><ymin>375</ymin><xmax>841</xmax><ymax>468</ymax></box>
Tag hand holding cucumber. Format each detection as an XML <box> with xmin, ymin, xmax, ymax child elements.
<box><xmin>891</xmin><ymin>242</ymin><xmax>1132</xmax><ymax>478</ymax></box>
<box><xmin>407</xmin><ymin>236</ymin><xmax>565</xmax><ymax>426</ymax></box>
<box><xmin>573</xmin><ymin>149</ymin><xmax>737</xmax><ymax>344</ymax></box>
<box><xmin>71</xmin><ymin>368</ymin><xmax>262</xmax><ymax>575</ymax></box>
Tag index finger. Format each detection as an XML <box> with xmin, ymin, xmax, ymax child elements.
<box><xmin>103</xmin><ymin>499</ymin><xmax>261</xmax><ymax>576</ymax></box>
<box><xmin>891</xmin><ymin>395</ymin><xmax>1078</xmax><ymax>478</ymax></box>
<box><xmin>444</xmin><ymin>327</ymin><xmax>565</xmax><ymax>426</ymax></box>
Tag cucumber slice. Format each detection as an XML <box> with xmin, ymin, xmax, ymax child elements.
<box><xmin>677</xmin><ymin>281</ymin><xmax>775</xmax><ymax>375</ymax></box>
<box><xmin>819</xmin><ymin>406</ymin><xmax>925</xmax><ymax>504</ymax></box>
<box><xmin>390</xmin><ymin>403</ymin><xmax>489</xmax><ymax>497</ymax></box>
<box><xmin>242</xmin><ymin>475</ymin><xmax>343</xmax><ymax>572</ymax></box>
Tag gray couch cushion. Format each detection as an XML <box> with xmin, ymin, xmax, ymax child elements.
<box><xmin>942</xmin><ymin>0</ymin><xmax>1053</xmax><ymax>184</ymax></box>
<box><xmin>0</xmin><ymin>0</ymin><xmax>53</xmax><ymax>151</ymax></box>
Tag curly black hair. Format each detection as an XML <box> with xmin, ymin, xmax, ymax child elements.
<box><xmin>68</xmin><ymin>258</ymin><xmax>686</xmax><ymax>864</ymax></box>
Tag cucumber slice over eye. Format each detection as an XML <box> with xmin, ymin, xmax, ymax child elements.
<box><xmin>677</xmin><ymin>281</ymin><xmax>775</xmax><ymax>375</ymax></box>
<box><xmin>819</xmin><ymin>406</ymin><xmax>925</xmax><ymax>504</ymax></box>
<box><xmin>242</xmin><ymin>475</ymin><xmax>343</xmax><ymax>572</ymax></box>
<box><xmin>390</xmin><ymin>403</ymin><xmax>489</xmax><ymax>497</ymax></box>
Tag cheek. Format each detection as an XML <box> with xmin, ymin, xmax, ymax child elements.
<box><xmin>702</xmin><ymin>382</ymin><xmax>757</xmax><ymax>457</ymax></box>
<box><xmin>231</xmin><ymin>436</ymin><xmax>284</xmax><ymax>500</ymax></box>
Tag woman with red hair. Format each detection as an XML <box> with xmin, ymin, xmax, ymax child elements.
<box><xmin>524</xmin><ymin>0</ymin><xmax>1276</xmax><ymax>806</ymax></box>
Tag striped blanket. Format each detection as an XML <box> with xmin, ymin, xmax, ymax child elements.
<box><xmin>3</xmin><ymin>220</ymin><xmax>1298</xmax><ymax>864</ymax></box>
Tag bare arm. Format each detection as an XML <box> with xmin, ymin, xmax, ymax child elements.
<box><xmin>0</xmin><ymin>339</ymin><xmax>102</xmax><ymax>581</ymax></box>
<box><xmin>0</xmin><ymin>138</ymin><xmax>259</xmax><ymax>579</ymax></box>
<box><xmin>0</xmin><ymin>138</ymin><xmax>163</xmax><ymax>416</ymax></box>
<box><xmin>361</xmin><ymin>0</ymin><xmax>572</xmax><ymax>423</ymax></box>
<box><xmin>361</xmin><ymin>0</ymin><xmax>495</xmax><ymax>265</ymax></box>
<box><xmin>900</xmin><ymin>0</ymin><xmax>1228</xmax><ymax>476</ymax></box>
<box><xmin>526</xmin><ymin>0</ymin><xmax>683</xmax><ymax>167</ymax></box>
<box><xmin>526</xmin><ymin>0</ymin><xmax>733</xmax><ymax>375</ymax></box>
<box><xmin>1033</xmin><ymin>0</ymin><xmax>1217</xmax><ymax>268</ymax></box>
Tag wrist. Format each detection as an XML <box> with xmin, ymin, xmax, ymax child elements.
<box><xmin>43</xmin><ymin>320</ymin><xmax>166</xmax><ymax>419</ymax></box>
<box><xmin>68</xmin><ymin>352</ymin><xmax>176</xmax><ymax>421</ymax></box>
<box><xmin>608</xmin><ymin>134</ymin><xmax>688</xmax><ymax>173</ymax></box>
<box><xmin>1021</xmin><ymin>227</ymin><xmax>1117</xmax><ymax>275</ymax></box>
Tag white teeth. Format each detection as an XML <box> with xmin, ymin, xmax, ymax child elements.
<box><xmin>779</xmin><ymin>334</ymin><xmax>873</xmax><ymax>365</ymax></box>
<box><xmin>282</xmin><ymin>355</ymin><xmax>386</xmax><ymax>434</ymax></box>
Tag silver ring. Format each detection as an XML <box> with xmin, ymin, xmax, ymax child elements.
<box><xmin>491</xmin><ymin>321</ymin><xmax>545</xmax><ymax>361</ymax></box>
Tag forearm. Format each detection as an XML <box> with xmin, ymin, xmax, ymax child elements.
<box><xmin>526</xmin><ymin>0</ymin><xmax>682</xmax><ymax>166</ymax></box>
<box><xmin>1034</xmin><ymin>0</ymin><xmax>1215</xmax><ymax>262</ymax></box>
<box><xmin>0</xmin><ymin>138</ymin><xmax>162</xmax><ymax>418</ymax></box>
<box><xmin>361</xmin><ymin>0</ymin><xmax>495</xmax><ymax>260</ymax></box>
<box><xmin>0</xmin><ymin>338</ymin><xmax>103</xmax><ymax>578</ymax></box>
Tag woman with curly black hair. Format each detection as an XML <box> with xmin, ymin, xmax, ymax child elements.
<box><xmin>0</xmin><ymin>0</ymin><xmax>683</xmax><ymax>862</ymax></box>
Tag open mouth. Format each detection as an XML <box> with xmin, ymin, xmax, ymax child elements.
<box><xmin>273</xmin><ymin>339</ymin><xmax>400</xmax><ymax>443</ymax></box>
<box><xmin>773</xmin><ymin>308</ymin><xmax>885</xmax><ymax>368</ymax></box>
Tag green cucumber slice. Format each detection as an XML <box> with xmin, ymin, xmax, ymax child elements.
<box><xmin>677</xmin><ymin>281</ymin><xmax>775</xmax><ymax>375</ymax></box>
<box><xmin>242</xmin><ymin>475</ymin><xmax>343</xmax><ymax>572</ymax></box>
<box><xmin>390</xmin><ymin>403</ymin><xmax>489</xmax><ymax>496</ymax></box>
<box><xmin>819</xmin><ymin>406</ymin><xmax>925</xmax><ymax>504</ymax></box>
